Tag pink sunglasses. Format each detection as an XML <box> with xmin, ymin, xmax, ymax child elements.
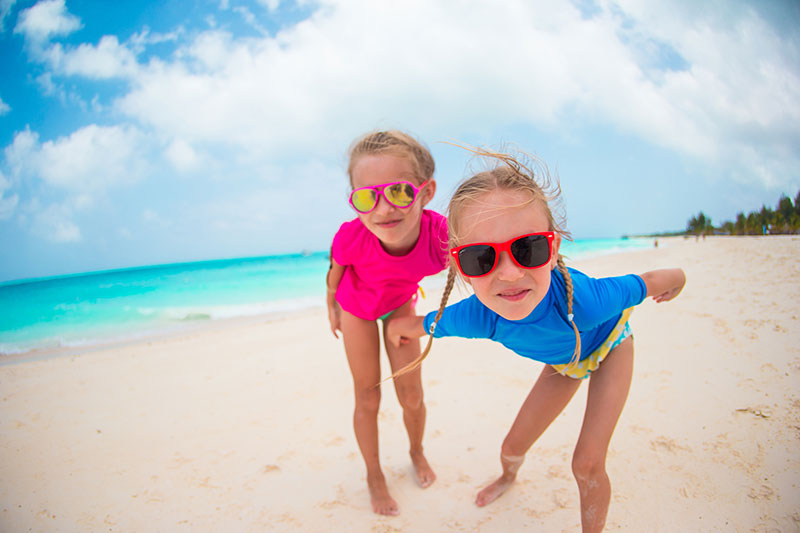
<box><xmin>349</xmin><ymin>181</ymin><xmax>427</xmax><ymax>213</ymax></box>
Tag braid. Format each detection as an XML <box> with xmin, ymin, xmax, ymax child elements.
<box><xmin>556</xmin><ymin>255</ymin><xmax>581</xmax><ymax>369</ymax></box>
<box><xmin>389</xmin><ymin>267</ymin><xmax>457</xmax><ymax>381</ymax></box>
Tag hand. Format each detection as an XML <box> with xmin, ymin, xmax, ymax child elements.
<box><xmin>642</xmin><ymin>268</ymin><xmax>686</xmax><ymax>303</ymax></box>
<box><xmin>385</xmin><ymin>319</ymin><xmax>410</xmax><ymax>348</ymax></box>
<box><xmin>652</xmin><ymin>286</ymin><xmax>682</xmax><ymax>303</ymax></box>
<box><xmin>651</xmin><ymin>268</ymin><xmax>686</xmax><ymax>302</ymax></box>
<box><xmin>327</xmin><ymin>302</ymin><xmax>341</xmax><ymax>339</ymax></box>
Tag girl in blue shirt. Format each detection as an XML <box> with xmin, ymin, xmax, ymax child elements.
<box><xmin>387</xmin><ymin>148</ymin><xmax>685</xmax><ymax>532</ymax></box>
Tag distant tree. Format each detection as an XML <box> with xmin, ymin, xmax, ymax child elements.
<box><xmin>721</xmin><ymin>220</ymin><xmax>735</xmax><ymax>234</ymax></box>
<box><xmin>746</xmin><ymin>212</ymin><xmax>759</xmax><ymax>235</ymax></box>
<box><xmin>791</xmin><ymin>213</ymin><xmax>800</xmax><ymax>233</ymax></box>
<box><xmin>759</xmin><ymin>205</ymin><xmax>775</xmax><ymax>233</ymax></box>
<box><xmin>686</xmin><ymin>189</ymin><xmax>800</xmax><ymax>236</ymax></box>
<box><xmin>687</xmin><ymin>212</ymin><xmax>712</xmax><ymax>235</ymax></box>
<box><xmin>778</xmin><ymin>195</ymin><xmax>793</xmax><ymax>221</ymax></box>
<box><xmin>796</xmin><ymin>190</ymin><xmax>800</xmax><ymax>217</ymax></box>
<box><xmin>734</xmin><ymin>212</ymin><xmax>746</xmax><ymax>235</ymax></box>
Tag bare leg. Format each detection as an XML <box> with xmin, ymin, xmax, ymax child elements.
<box><xmin>572</xmin><ymin>337</ymin><xmax>634</xmax><ymax>532</ymax></box>
<box><xmin>340</xmin><ymin>309</ymin><xmax>398</xmax><ymax>516</ymax></box>
<box><xmin>384</xmin><ymin>297</ymin><xmax>436</xmax><ymax>488</ymax></box>
<box><xmin>476</xmin><ymin>366</ymin><xmax>582</xmax><ymax>506</ymax></box>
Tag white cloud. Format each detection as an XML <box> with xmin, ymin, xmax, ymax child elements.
<box><xmin>142</xmin><ymin>208</ymin><xmax>172</xmax><ymax>228</ymax></box>
<box><xmin>3</xmin><ymin>124</ymin><xmax>152</xmax><ymax>242</ymax></box>
<box><xmin>4</xmin><ymin>127</ymin><xmax>39</xmax><ymax>181</ymax></box>
<box><xmin>128</xmin><ymin>26</ymin><xmax>182</xmax><ymax>55</ymax></box>
<box><xmin>165</xmin><ymin>138</ymin><xmax>201</xmax><ymax>172</ymax></box>
<box><xmin>7</xmin><ymin>124</ymin><xmax>149</xmax><ymax>191</ymax></box>
<box><xmin>0</xmin><ymin>171</ymin><xmax>19</xmax><ymax>220</ymax></box>
<box><xmin>233</xmin><ymin>6</ymin><xmax>268</xmax><ymax>35</ymax></box>
<box><xmin>35</xmin><ymin>71</ymin><xmax>58</xmax><ymax>95</ymax></box>
<box><xmin>31</xmin><ymin>203</ymin><xmax>81</xmax><ymax>242</ymax></box>
<box><xmin>108</xmin><ymin>0</ymin><xmax>798</xmax><ymax>190</ymax></box>
<box><xmin>256</xmin><ymin>0</ymin><xmax>281</xmax><ymax>12</ymax></box>
<box><xmin>44</xmin><ymin>35</ymin><xmax>139</xmax><ymax>79</ymax></box>
<box><xmin>0</xmin><ymin>0</ymin><xmax>17</xmax><ymax>32</ymax></box>
<box><xmin>0</xmin><ymin>95</ymin><xmax>9</xmax><ymax>115</ymax></box>
<box><xmin>14</xmin><ymin>0</ymin><xmax>81</xmax><ymax>44</ymax></box>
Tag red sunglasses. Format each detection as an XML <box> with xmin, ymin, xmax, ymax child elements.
<box><xmin>450</xmin><ymin>232</ymin><xmax>555</xmax><ymax>277</ymax></box>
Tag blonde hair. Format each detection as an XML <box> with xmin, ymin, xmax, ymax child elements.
<box><xmin>391</xmin><ymin>146</ymin><xmax>582</xmax><ymax>380</ymax></box>
<box><xmin>347</xmin><ymin>130</ymin><xmax>435</xmax><ymax>187</ymax></box>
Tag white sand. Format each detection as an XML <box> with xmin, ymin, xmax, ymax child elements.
<box><xmin>1</xmin><ymin>236</ymin><xmax>798</xmax><ymax>531</ymax></box>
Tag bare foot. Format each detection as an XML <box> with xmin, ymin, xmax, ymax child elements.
<box><xmin>475</xmin><ymin>473</ymin><xmax>516</xmax><ymax>507</ymax></box>
<box><xmin>367</xmin><ymin>473</ymin><xmax>399</xmax><ymax>516</ymax></box>
<box><xmin>410</xmin><ymin>450</ymin><xmax>436</xmax><ymax>488</ymax></box>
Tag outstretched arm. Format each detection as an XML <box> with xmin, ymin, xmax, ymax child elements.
<box><xmin>386</xmin><ymin>315</ymin><xmax>427</xmax><ymax>347</ymax></box>
<box><xmin>640</xmin><ymin>268</ymin><xmax>686</xmax><ymax>303</ymax></box>
<box><xmin>326</xmin><ymin>259</ymin><xmax>345</xmax><ymax>338</ymax></box>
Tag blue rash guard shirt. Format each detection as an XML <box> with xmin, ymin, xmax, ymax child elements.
<box><xmin>423</xmin><ymin>267</ymin><xmax>647</xmax><ymax>366</ymax></box>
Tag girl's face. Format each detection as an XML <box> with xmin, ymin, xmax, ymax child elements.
<box><xmin>456</xmin><ymin>188</ymin><xmax>560</xmax><ymax>321</ymax></box>
<box><xmin>350</xmin><ymin>154</ymin><xmax>435</xmax><ymax>255</ymax></box>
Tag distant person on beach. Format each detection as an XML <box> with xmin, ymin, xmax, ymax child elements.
<box><xmin>387</xmin><ymin>147</ymin><xmax>685</xmax><ymax>531</ymax></box>
<box><xmin>326</xmin><ymin>130</ymin><xmax>448</xmax><ymax>515</ymax></box>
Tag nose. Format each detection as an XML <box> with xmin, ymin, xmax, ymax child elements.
<box><xmin>372</xmin><ymin>192</ymin><xmax>397</xmax><ymax>215</ymax></box>
<box><xmin>494</xmin><ymin>251</ymin><xmax>524</xmax><ymax>281</ymax></box>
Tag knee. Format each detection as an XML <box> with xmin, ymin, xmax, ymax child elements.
<box><xmin>571</xmin><ymin>450</ymin><xmax>606</xmax><ymax>484</ymax></box>
<box><xmin>397</xmin><ymin>385</ymin><xmax>424</xmax><ymax>412</ymax></box>
<box><xmin>355</xmin><ymin>387</ymin><xmax>381</xmax><ymax>415</ymax></box>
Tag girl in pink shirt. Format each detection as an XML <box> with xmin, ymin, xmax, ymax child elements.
<box><xmin>326</xmin><ymin>130</ymin><xmax>448</xmax><ymax>515</ymax></box>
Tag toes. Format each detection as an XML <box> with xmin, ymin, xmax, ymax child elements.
<box><xmin>373</xmin><ymin>502</ymin><xmax>399</xmax><ymax>516</ymax></box>
<box><xmin>417</xmin><ymin>471</ymin><xmax>436</xmax><ymax>488</ymax></box>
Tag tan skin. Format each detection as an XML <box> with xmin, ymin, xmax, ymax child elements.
<box><xmin>327</xmin><ymin>154</ymin><xmax>438</xmax><ymax>516</ymax></box>
<box><xmin>387</xmin><ymin>190</ymin><xmax>686</xmax><ymax>531</ymax></box>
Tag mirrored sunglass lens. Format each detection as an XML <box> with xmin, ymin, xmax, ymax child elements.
<box><xmin>351</xmin><ymin>189</ymin><xmax>378</xmax><ymax>212</ymax></box>
<box><xmin>458</xmin><ymin>245</ymin><xmax>496</xmax><ymax>276</ymax></box>
<box><xmin>384</xmin><ymin>183</ymin><xmax>415</xmax><ymax>207</ymax></box>
<box><xmin>511</xmin><ymin>235</ymin><xmax>550</xmax><ymax>268</ymax></box>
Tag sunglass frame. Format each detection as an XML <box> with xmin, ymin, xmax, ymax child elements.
<box><xmin>348</xmin><ymin>180</ymin><xmax>426</xmax><ymax>214</ymax></box>
<box><xmin>450</xmin><ymin>231</ymin><xmax>556</xmax><ymax>278</ymax></box>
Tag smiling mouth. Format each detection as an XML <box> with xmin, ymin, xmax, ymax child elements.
<box><xmin>375</xmin><ymin>220</ymin><xmax>401</xmax><ymax>227</ymax></box>
<box><xmin>497</xmin><ymin>289</ymin><xmax>530</xmax><ymax>301</ymax></box>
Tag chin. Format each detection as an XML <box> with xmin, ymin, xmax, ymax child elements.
<box><xmin>485</xmin><ymin>300</ymin><xmax>534</xmax><ymax>321</ymax></box>
<box><xmin>496</xmin><ymin>308</ymin><xmax>532</xmax><ymax>321</ymax></box>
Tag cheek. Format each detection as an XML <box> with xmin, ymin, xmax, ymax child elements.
<box><xmin>469</xmin><ymin>277</ymin><xmax>492</xmax><ymax>300</ymax></box>
<box><xmin>531</xmin><ymin>269</ymin><xmax>552</xmax><ymax>293</ymax></box>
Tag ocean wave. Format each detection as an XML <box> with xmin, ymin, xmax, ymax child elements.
<box><xmin>135</xmin><ymin>297</ymin><xmax>324</xmax><ymax>322</ymax></box>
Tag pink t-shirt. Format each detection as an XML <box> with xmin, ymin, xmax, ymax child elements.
<box><xmin>331</xmin><ymin>209</ymin><xmax>449</xmax><ymax>320</ymax></box>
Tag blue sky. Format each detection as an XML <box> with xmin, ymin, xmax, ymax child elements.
<box><xmin>0</xmin><ymin>0</ymin><xmax>798</xmax><ymax>283</ymax></box>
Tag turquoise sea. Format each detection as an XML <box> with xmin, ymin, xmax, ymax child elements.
<box><xmin>0</xmin><ymin>238</ymin><xmax>653</xmax><ymax>356</ymax></box>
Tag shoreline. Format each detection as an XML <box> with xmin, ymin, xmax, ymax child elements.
<box><xmin>0</xmin><ymin>304</ymin><xmax>327</xmax><ymax>367</ymax></box>
<box><xmin>0</xmin><ymin>236</ymin><xmax>662</xmax><ymax>364</ymax></box>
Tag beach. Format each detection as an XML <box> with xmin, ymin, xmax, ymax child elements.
<box><xmin>1</xmin><ymin>236</ymin><xmax>798</xmax><ymax>531</ymax></box>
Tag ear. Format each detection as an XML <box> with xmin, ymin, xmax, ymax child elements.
<box><xmin>549</xmin><ymin>232</ymin><xmax>562</xmax><ymax>270</ymax></box>
<box><xmin>420</xmin><ymin>179</ymin><xmax>436</xmax><ymax>207</ymax></box>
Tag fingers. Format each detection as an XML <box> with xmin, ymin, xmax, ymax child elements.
<box><xmin>388</xmin><ymin>335</ymin><xmax>410</xmax><ymax>348</ymax></box>
<box><xmin>652</xmin><ymin>288</ymin><xmax>678</xmax><ymax>303</ymax></box>
<box><xmin>328</xmin><ymin>318</ymin><xmax>340</xmax><ymax>338</ymax></box>
<box><xmin>390</xmin><ymin>336</ymin><xmax>409</xmax><ymax>347</ymax></box>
